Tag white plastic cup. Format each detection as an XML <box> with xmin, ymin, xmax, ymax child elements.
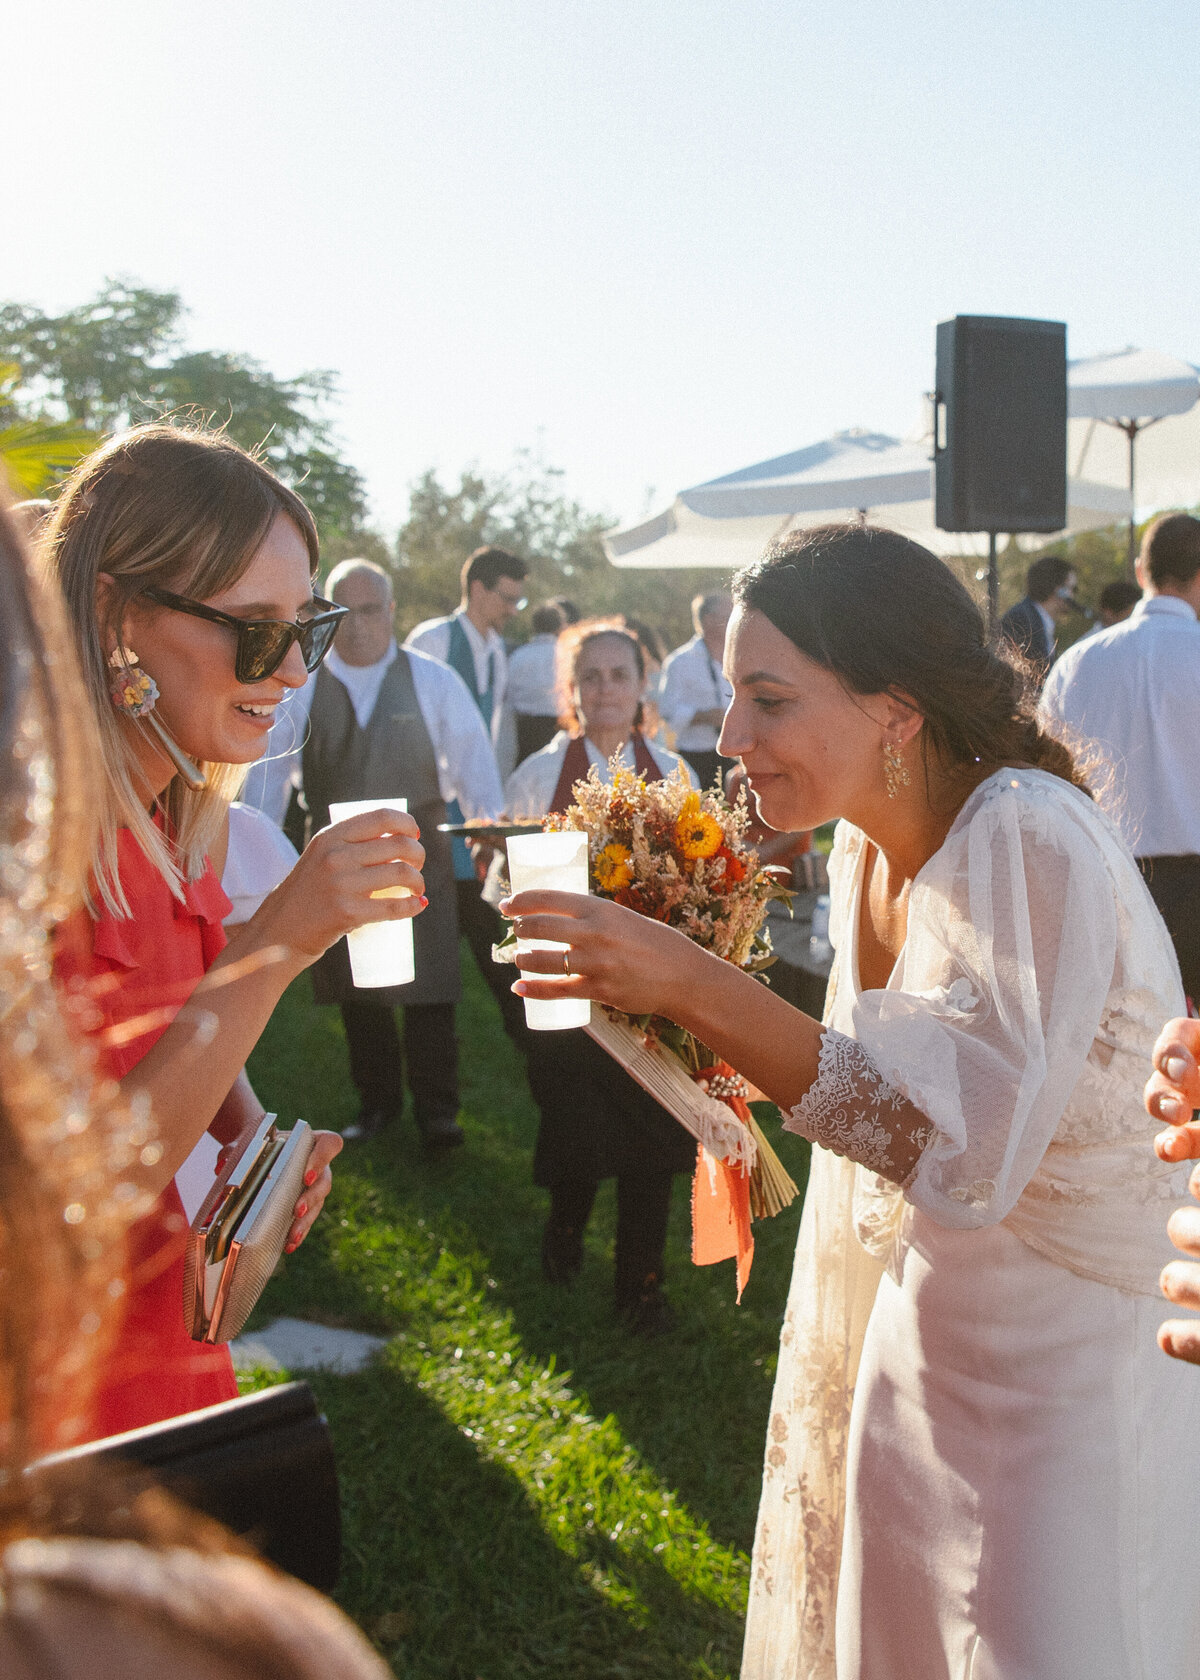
<box><xmin>328</xmin><ymin>798</ymin><xmax>415</xmax><ymax>988</ymax></box>
<box><xmin>506</xmin><ymin>830</ymin><xmax>591</xmax><ymax>1031</ymax></box>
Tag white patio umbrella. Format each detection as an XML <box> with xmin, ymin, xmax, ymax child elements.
<box><xmin>1067</xmin><ymin>348</ymin><xmax>1200</xmax><ymax>568</ymax></box>
<box><xmin>606</xmin><ymin>428</ymin><xmax>1129</xmax><ymax>576</ymax></box>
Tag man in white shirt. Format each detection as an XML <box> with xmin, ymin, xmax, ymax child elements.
<box><xmin>657</xmin><ymin>591</ymin><xmax>734</xmax><ymax>789</ymax></box>
<box><xmin>1041</xmin><ymin>513</ymin><xmax>1200</xmax><ymax>1002</ymax></box>
<box><xmin>405</xmin><ymin>546</ymin><xmax>529</xmax><ymax>763</ymax></box>
<box><xmin>405</xmin><ymin>546</ymin><xmax>533</xmax><ymax>1046</ymax></box>
<box><xmin>507</xmin><ymin>599</ymin><xmax>567</xmax><ymax>764</ymax></box>
<box><xmin>302</xmin><ymin>559</ymin><xmax>504</xmax><ymax>1147</ymax></box>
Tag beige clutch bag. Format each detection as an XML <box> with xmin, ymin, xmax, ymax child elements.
<box><xmin>184</xmin><ymin>1114</ymin><xmax>314</xmax><ymax>1344</ymax></box>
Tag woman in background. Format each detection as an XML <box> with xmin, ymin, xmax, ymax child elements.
<box><xmin>505</xmin><ymin>620</ymin><xmax>698</xmax><ymax>1333</ymax></box>
<box><xmin>44</xmin><ymin>424</ymin><xmax>425</xmax><ymax>1438</ymax></box>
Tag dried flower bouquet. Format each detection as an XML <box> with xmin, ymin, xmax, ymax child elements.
<box><xmin>515</xmin><ymin>761</ymin><xmax>800</xmax><ymax>1252</ymax></box>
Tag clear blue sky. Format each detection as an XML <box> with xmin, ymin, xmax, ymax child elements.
<box><xmin>7</xmin><ymin>0</ymin><xmax>1198</xmax><ymax>534</ymax></box>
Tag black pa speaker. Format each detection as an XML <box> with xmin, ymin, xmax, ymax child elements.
<box><xmin>934</xmin><ymin>315</ymin><xmax>1067</xmax><ymax>533</ymax></box>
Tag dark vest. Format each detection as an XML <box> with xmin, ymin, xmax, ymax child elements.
<box><xmin>443</xmin><ymin>615</ymin><xmax>497</xmax><ymax>880</ymax></box>
<box><xmin>446</xmin><ymin>614</ymin><xmax>496</xmax><ymax>724</ymax></box>
<box><xmin>303</xmin><ymin>652</ymin><xmax>459</xmax><ymax>1008</ymax></box>
<box><xmin>549</xmin><ymin>732</ymin><xmax>664</xmax><ymax>814</ymax></box>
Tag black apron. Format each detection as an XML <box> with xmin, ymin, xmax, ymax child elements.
<box><xmin>526</xmin><ymin>733</ymin><xmax>696</xmax><ymax>1186</ymax></box>
<box><xmin>303</xmin><ymin>653</ymin><xmax>459</xmax><ymax>1009</ymax></box>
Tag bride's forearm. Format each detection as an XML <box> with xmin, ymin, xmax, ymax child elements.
<box><xmin>507</xmin><ymin>888</ymin><xmax>935</xmax><ymax>1183</ymax></box>
<box><xmin>658</xmin><ymin>938</ymin><xmax>827</xmax><ymax>1110</ymax></box>
<box><xmin>659</xmin><ymin>942</ymin><xmax>934</xmax><ymax>1187</ymax></box>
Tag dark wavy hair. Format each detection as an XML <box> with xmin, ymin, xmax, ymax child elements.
<box><xmin>733</xmin><ymin>524</ymin><xmax>1087</xmax><ymax>793</ymax></box>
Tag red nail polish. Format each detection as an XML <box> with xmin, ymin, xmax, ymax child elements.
<box><xmin>304</xmin><ymin>1168</ymin><xmax>317</xmax><ymax>1187</ymax></box>
<box><xmin>296</xmin><ymin>1201</ymin><xmax>307</xmax><ymax>1218</ymax></box>
<box><xmin>418</xmin><ymin>895</ymin><xmax>429</xmax><ymax>908</ymax></box>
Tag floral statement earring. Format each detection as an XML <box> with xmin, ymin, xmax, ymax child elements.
<box><xmin>108</xmin><ymin>647</ymin><xmax>207</xmax><ymax>792</ymax></box>
<box><xmin>883</xmin><ymin>738</ymin><xmax>911</xmax><ymax>800</ymax></box>
<box><xmin>108</xmin><ymin>647</ymin><xmax>159</xmax><ymax>717</ymax></box>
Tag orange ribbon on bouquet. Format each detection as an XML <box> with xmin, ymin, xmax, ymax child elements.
<box><xmin>689</xmin><ymin>1061</ymin><xmax>755</xmax><ymax>1302</ymax></box>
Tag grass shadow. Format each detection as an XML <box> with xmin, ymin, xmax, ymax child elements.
<box><xmin>248</xmin><ymin>957</ymin><xmax>810</xmax><ymax>1560</ymax></box>
<box><xmin>290</xmin><ymin>1359</ymin><xmax>746</xmax><ymax>1678</ymax></box>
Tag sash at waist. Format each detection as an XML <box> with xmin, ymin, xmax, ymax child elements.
<box><xmin>854</xmin><ymin>1141</ymin><xmax>1190</xmax><ymax>1298</ymax></box>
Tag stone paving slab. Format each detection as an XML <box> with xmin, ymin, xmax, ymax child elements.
<box><xmin>231</xmin><ymin>1316</ymin><xmax>388</xmax><ymax>1374</ymax></box>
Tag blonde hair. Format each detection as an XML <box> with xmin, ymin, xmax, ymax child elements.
<box><xmin>0</xmin><ymin>493</ymin><xmax>143</xmax><ymax>1460</ymax></box>
<box><xmin>42</xmin><ymin>424</ymin><xmax>319</xmax><ymax>914</ymax></box>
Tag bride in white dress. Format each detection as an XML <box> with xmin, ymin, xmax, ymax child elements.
<box><xmin>502</xmin><ymin>523</ymin><xmax>1200</xmax><ymax>1680</ymax></box>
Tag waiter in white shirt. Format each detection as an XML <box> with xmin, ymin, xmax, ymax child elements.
<box><xmin>406</xmin><ymin>546</ymin><xmax>532</xmax><ymax>1046</ymax></box>
<box><xmin>405</xmin><ymin>546</ymin><xmax>528</xmax><ymax>760</ymax></box>
<box><xmin>1041</xmin><ymin>513</ymin><xmax>1200</xmax><ymax>1003</ymax></box>
<box><xmin>303</xmin><ymin>559</ymin><xmax>505</xmax><ymax>1148</ymax></box>
<box><xmin>657</xmin><ymin>591</ymin><xmax>734</xmax><ymax>790</ymax></box>
<box><xmin>507</xmin><ymin>599</ymin><xmax>568</xmax><ymax>763</ymax></box>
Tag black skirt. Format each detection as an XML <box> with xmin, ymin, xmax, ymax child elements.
<box><xmin>524</xmin><ymin>1028</ymin><xmax>698</xmax><ymax>1186</ymax></box>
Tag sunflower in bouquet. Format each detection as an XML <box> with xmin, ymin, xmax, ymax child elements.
<box><xmin>542</xmin><ymin>761</ymin><xmax>798</xmax><ymax>1223</ymax></box>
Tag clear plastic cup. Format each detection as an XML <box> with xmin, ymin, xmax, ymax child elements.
<box><xmin>506</xmin><ymin>830</ymin><xmax>591</xmax><ymax>1031</ymax></box>
<box><xmin>328</xmin><ymin>798</ymin><xmax>415</xmax><ymax>987</ymax></box>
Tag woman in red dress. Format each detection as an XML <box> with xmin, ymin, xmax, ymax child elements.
<box><xmin>45</xmin><ymin>424</ymin><xmax>426</xmax><ymax>1439</ymax></box>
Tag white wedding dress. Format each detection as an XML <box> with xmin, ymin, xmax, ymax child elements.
<box><xmin>741</xmin><ymin>768</ymin><xmax>1200</xmax><ymax>1680</ymax></box>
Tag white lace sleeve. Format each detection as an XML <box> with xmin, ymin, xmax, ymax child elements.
<box><xmin>783</xmin><ymin>1027</ymin><xmax>936</xmax><ymax>1186</ymax></box>
<box><xmin>849</xmin><ymin>772</ymin><xmax>1122</xmax><ymax>1228</ymax></box>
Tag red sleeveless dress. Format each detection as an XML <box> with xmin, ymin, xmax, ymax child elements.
<box><xmin>55</xmin><ymin>829</ymin><xmax>241</xmax><ymax>1440</ymax></box>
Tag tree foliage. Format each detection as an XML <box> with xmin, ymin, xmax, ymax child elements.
<box><xmin>391</xmin><ymin>452</ymin><xmax>725</xmax><ymax>649</ymax></box>
<box><xmin>0</xmin><ymin>279</ymin><xmax>368</xmax><ymax>540</ymax></box>
<box><xmin>1</xmin><ymin>280</ymin><xmax>768</xmax><ymax>651</ymax></box>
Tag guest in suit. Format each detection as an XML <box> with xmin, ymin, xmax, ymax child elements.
<box><xmin>999</xmin><ymin>554</ymin><xmax>1078</xmax><ymax>678</ymax></box>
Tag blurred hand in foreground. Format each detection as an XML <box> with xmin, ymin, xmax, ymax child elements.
<box><xmin>1145</xmin><ymin>1019</ymin><xmax>1200</xmax><ymax>1364</ymax></box>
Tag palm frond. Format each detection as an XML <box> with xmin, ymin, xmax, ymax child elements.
<box><xmin>0</xmin><ymin>416</ymin><xmax>97</xmax><ymax>495</ymax></box>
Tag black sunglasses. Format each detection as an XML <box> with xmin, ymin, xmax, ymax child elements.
<box><xmin>142</xmin><ymin>588</ymin><xmax>349</xmax><ymax>683</ymax></box>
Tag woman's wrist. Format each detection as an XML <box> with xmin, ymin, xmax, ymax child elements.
<box><xmin>219</xmin><ymin>896</ymin><xmax>315</xmax><ymax>980</ymax></box>
<box><xmin>656</xmin><ymin>930</ymin><xmax>733</xmax><ymax>1039</ymax></box>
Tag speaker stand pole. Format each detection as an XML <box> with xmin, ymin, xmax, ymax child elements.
<box><xmin>1103</xmin><ymin>414</ymin><xmax>1164</xmax><ymax>582</ymax></box>
<box><xmin>987</xmin><ymin>532</ymin><xmax>999</xmax><ymax>631</ymax></box>
<box><xmin>1125</xmin><ymin>419</ymin><xmax>1138</xmax><ymax>579</ymax></box>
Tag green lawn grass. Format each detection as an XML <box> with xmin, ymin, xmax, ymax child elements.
<box><xmin>244</xmin><ymin>953</ymin><xmax>810</xmax><ymax>1678</ymax></box>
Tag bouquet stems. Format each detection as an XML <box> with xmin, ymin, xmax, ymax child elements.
<box><xmin>746</xmin><ymin>1116</ymin><xmax>799</xmax><ymax>1220</ymax></box>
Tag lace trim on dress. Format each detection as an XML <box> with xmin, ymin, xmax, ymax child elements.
<box><xmin>785</xmin><ymin>1028</ymin><xmax>936</xmax><ymax>1187</ymax></box>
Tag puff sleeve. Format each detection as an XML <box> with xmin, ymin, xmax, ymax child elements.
<box><xmin>785</xmin><ymin>777</ymin><xmax>1120</xmax><ymax>1228</ymax></box>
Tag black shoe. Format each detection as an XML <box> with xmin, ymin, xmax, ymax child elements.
<box><xmin>341</xmin><ymin>1107</ymin><xmax>389</xmax><ymax>1142</ymax></box>
<box><xmin>541</xmin><ymin>1219</ymin><xmax>585</xmax><ymax>1286</ymax></box>
<box><xmin>616</xmin><ymin>1274</ymin><xmax>676</xmax><ymax>1337</ymax></box>
<box><xmin>418</xmin><ymin>1112</ymin><xmax>465</xmax><ymax>1153</ymax></box>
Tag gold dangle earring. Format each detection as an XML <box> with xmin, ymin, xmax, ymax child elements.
<box><xmin>883</xmin><ymin>738</ymin><xmax>911</xmax><ymax>800</ymax></box>
<box><xmin>108</xmin><ymin>648</ymin><xmax>207</xmax><ymax>792</ymax></box>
